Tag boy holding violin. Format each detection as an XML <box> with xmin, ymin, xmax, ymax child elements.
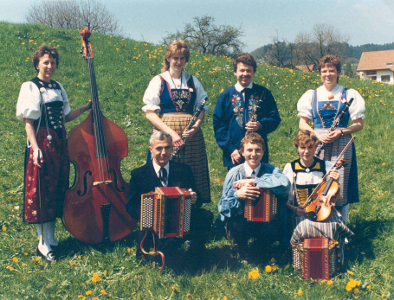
<box><xmin>284</xmin><ymin>131</ymin><xmax>353</xmax><ymax>266</ymax></box>
<box><xmin>283</xmin><ymin>131</ymin><xmax>341</xmax><ymax>228</ymax></box>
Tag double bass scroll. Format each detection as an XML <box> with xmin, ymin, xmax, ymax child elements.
<box><xmin>63</xmin><ymin>28</ymin><xmax>137</xmax><ymax>244</ymax></box>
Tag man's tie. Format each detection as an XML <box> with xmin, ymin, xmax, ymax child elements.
<box><xmin>159</xmin><ymin>167</ymin><xmax>168</xmax><ymax>186</ymax></box>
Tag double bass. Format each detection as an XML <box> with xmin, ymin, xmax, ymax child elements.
<box><xmin>63</xmin><ymin>28</ymin><xmax>137</xmax><ymax>243</ymax></box>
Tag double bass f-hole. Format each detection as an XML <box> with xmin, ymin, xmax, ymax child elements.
<box><xmin>63</xmin><ymin>28</ymin><xmax>137</xmax><ymax>244</ymax></box>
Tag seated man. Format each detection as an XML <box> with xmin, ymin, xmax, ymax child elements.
<box><xmin>127</xmin><ymin>131</ymin><xmax>213</xmax><ymax>261</ymax></box>
<box><xmin>217</xmin><ymin>133</ymin><xmax>290</xmax><ymax>257</ymax></box>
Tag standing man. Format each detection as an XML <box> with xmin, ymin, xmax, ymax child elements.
<box><xmin>213</xmin><ymin>53</ymin><xmax>281</xmax><ymax>168</ymax></box>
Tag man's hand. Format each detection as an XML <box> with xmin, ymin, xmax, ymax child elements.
<box><xmin>188</xmin><ymin>189</ymin><xmax>197</xmax><ymax>204</ymax></box>
<box><xmin>230</xmin><ymin>149</ymin><xmax>242</xmax><ymax>165</ymax></box>
<box><xmin>235</xmin><ymin>184</ymin><xmax>260</xmax><ymax>201</ymax></box>
<box><xmin>233</xmin><ymin>178</ymin><xmax>255</xmax><ymax>189</ymax></box>
<box><xmin>245</xmin><ymin>121</ymin><xmax>260</xmax><ymax>132</ymax></box>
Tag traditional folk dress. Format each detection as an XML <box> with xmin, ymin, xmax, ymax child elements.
<box><xmin>142</xmin><ymin>71</ymin><xmax>211</xmax><ymax>203</ymax></box>
<box><xmin>16</xmin><ymin>77</ymin><xmax>71</xmax><ymax>223</ymax></box>
<box><xmin>297</xmin><ymin>85</ymin><xmax>365</xmax><ymax>220</ymax></box>
<box><xmin>290</xmin><ymin>209</ymin><xmax>354</xmax><ymax>264</ymax></box>
<box><xmin>283</xmin><ymin>158</ymin><xmax>332</xmax><ymax>228</ymax></box>
<box><xmin>213</xmin><ymin>82</ymin><xmax>281</xmax><ymax>167</ymax></box>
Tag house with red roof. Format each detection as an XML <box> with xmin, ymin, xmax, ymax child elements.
<box><xmin>357</xmin><ymin>50</ymin><xmax>394</xmax><ymax>84</ymax></box>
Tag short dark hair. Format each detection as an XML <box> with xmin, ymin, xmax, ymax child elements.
<box><xmin>240</xmin><ymin>132</ymin><xmax>266</xmax><ymax>152</ymax></box>
<box><xmin>317</xmin><ymin>54</ymin><xmax>341</xmax><ymax>73</ymax></box>
<box><xmin>233</xmin><ymin>53</ymin><xmax>257</xmax><ymax>72</ymax></box>
<box><xmin>32</xmin><ymin>45</ymin><xmax>59</xmax><ymax>72</ymax></box>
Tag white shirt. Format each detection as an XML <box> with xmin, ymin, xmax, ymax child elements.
<box><xmin>152</xmin><ymin>160</ymin><xmax>169</xmax><ymax>186</ymax></box>
<box><xmin>142</xmin><ymin>71</ymin><xmax>208</xmax><ymax>113</ymax></box>
<box><xmin>16</xmin><ymin>81</ymin><xmax>71</xmax><ymax>121</ymax></box>
<box><xmin>244</xmin><ymin>162</ymin><xmax>261</xmax><ymax>178</ymax></box>
<box><xmin>297</xmin><ymin>84</ymin><xmax>365</xmax><ymax>121</ymax></box>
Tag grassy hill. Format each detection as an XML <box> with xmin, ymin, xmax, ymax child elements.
<box><xmin>0</xmin><ymin>22</ymin><xmax>393</xmax><ymax>299</ymax></box>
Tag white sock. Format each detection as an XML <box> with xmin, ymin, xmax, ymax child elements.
<box><xmin>36</xmin><ymin>223</ymin><xmax>53</xmax><ymax>256</ymax></box>
<box><xmin>47</xmin><ymin>221</ymin><xmax>59</xmax><ymax>246</ymax></box>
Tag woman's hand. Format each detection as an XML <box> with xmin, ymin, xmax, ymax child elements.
<box><xmin>319</xmin><ymin>130</ymin><xmax>341</xmax><ymax>144</ymax></box>
<box><xmin>295</xmin><ymin>207</ymin><xmax>306</xmax><ymax>216</ymax></box>
<box><xmin>328</xmin><ymin>169</ymin><xmax>340</xmax><ymax>181</ymax></box>
<box><xmin>235</xmin><ymin>184</ymin><xmax>260</xmax><ymax>200</ymax></box>
<box><xmin>182</xmin><ymin>125</ymin><xmax>198</xmax><ymax>139</ymax></box>
<box><xmin>33</xmin><ymin>149</ymin><xmax>43</xmax><ymax>168</ymax></box>
<box><xmin>233</xmin><ymin>179</ymin><xmax>255</xmax><ymax>189</ymax></box>
<box><xmin>171</xmin><ymin>132</ymin><xmax>184</xmax><ymax>148</ymax></box>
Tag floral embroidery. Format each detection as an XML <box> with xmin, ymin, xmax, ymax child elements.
<box><xmin>171</xmin><ymin>90</ymin><xmax>191</xmax><ymax>111</ymax></box>
<box><xmin>321</xmin><ymin>102</ymin><xmax>337</xmax><ymax>110</ymax></box>
<box><xmin>230</xmin><ymin>92</ymin><xmax>260</xmax><ymax>127</ymax></box>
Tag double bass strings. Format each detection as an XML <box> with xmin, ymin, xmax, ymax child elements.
<box><xmin>87</xmin><ymin>56</ymin><xmax>110</xmax><ymax>184</ymax></box>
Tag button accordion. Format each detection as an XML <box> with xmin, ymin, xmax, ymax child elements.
<box><xmin>292</xmin><ymin>238</ymin><xmax>339</xmax><ymax>280</ymax></box>
<box><xmin>244</xmin><ymin>188</ymin><xmax>277</xmax><ymax>222</ymax></box>
<box><xmin>140</xmin><ymin>187</ymin><xmax>192</xmax><ymax>239</ymax></box>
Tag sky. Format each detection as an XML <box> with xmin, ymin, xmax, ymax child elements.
<box><xmin>1</xmin><ymin>0</ymin><xmax>394</xmax><ymax>52</ymax></box>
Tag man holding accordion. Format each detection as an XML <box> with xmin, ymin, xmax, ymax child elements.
<box><xmin>217</xmin><ymin>133</ymin><xmax>290</xmax><ymax>261</ymax></box>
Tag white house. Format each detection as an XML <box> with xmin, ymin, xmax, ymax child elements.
<box><xmin>357</xmin><ymin>50</ymin><xmax>394</xmax><ymax>84</ymax></box>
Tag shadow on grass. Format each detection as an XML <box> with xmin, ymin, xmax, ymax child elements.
<box><xmin>345</xmin><ymin>217</ymin><xmax>394</xmax><ymax>264</ymax></box>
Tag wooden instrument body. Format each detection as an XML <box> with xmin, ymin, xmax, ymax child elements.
<box><xmin>244</xmin><ymin>188</ymin><xmax>277</xmax><ymax>222</ymax></box>
<box><xmin>140</xmin><ymin>187</ymin><xmax>192</xmax><ymax>239</ymax></box>
<box><xmin>63</xmin><ymin>112</ymin><xmax>136</xmax><ymax>243</ymax></box>
<box><xmin>63</xmin><ymin>28</ymin><xmax>137</xmax><ymax>244</ymax></box>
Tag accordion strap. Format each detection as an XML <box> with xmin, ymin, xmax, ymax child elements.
<box><xmin>139</xmin><ymin>231</ymin><xmax>165</xmax><ymax>273</ymax></box>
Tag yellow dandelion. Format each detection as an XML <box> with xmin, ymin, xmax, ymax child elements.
<box><xmin>35</xmin><ymin>257</ymin><xmax>41</xmax><ymax>262</ymax></box>
<box><xmin>382</xmin><ymin>163</ymin><xmax>386</xmax><ymax>166</ymax></box>
<box><xmin>382</xmin><ymin>294</ymin><xmax>386</xmax><ymax>298</ymax></box>
<box><xmin>12</xmin><ymin>257</ymin><xmax>18</xmax><ymax>263</ymax></box>
<box><xmin>128</xmin><ymin>247</ymin><xmax>132</xmax><ymax>252</ymax></box>
<box><xmin>186</xmin><ymin>294</ymin><xmax>191</xmax><ymax>297</ymax></box>
<box><xmin>92</xmin><ymin>273</ymin><xmax>99</xmax><ymax>282</ymax></box>
<box><xmin>2</xmin><ymin>226</ymin><xmax>6</xmax><ymax>231</ymax></box>
<box><xmin>248</xmin><ymin>269</ymin><xmax>260</xmax><ymax>279</ymax></box>
<box><xmin>347</xmin><ymin>270</ymin><xmax>354</xmax><ymax>275</ymax></box>
<box><xmin>354</xmin><ymin>288</ymin><xmax>360</xmax><ymax>295</ymax></box>
<box><xmin>265</xmin><ymin>265</ymin><xmax>272</xmax><ymax>273</ymax></box>
<box><xmin>8</xmin><ymin>267</ymin><xmax>14</xmax><ymax>271</ymax></box>
<box><xmin>297</xmin><ymin>289</ymin><xmax>303</xmax><ymax>296</ymax></box>
<box><xmin>22</xmin><ymin>264</ymin><xmax>27</xmax><ymax>267</ymax></box>
<box><xmin>367</xmin><ymin>285</ymin><xmax>371</xmax><ymax>289</ymax></box>
<box><xmin>131</xmin><ymin>292</ymin><xmax>136</xmax><ymax>295</ymax></box>
<box><xmin>327</xmin><ymin>280</ymin><xmax>333</xmax><ymax>285</ymax></box>
<box><xmin>93</xmin><ymin>298</ymin><xmax>99</xmax><ymax>300</ymax></box>
<box><xmin>86</xmin><ymin>290</ymin><xmax>92</xmax><ymax>295</ymax></box>
<box><xmin>172</xmin><ymin>286</ymin><xmax>179</xmax><ymax>291</ymax></box>
<box><xmin>272</xmin><ymin>265</ymin><xmax>277</xmax><ymax>271</ymax></box>
<box><xmin>104</xmin><ymin>270</ymin><xmax>107</xmax><ymax>276</ymax></box>
<box><xmin>21</xmin><ymin>42</ymin><xmax>25</xmax><ymax>45</ymax></box>
<box><xmin>223</xmin><ymin>297</ymin><xmax>228</xmax><ymax>300</ymax></box>
<box><xmin>70</xmin><ymin>262</ymin><xmax>76</xmax><ymax>266</ymax></box>
<box><xmin>355</xmin><ymin>280</ymin><xmax>361</xmax><ymax>286</ymax></box>
<box><xmin>346</xmin><ymin>284</ymin><xmax>353</xmax><ymax>291</ymax></box>
<box><xmin>101</xmin><ymin>290</ymin><xmax>107</xmax><ymax>295</ymax></box>
<box><xmin>77</xmin><ymin>296</ymin><xmax>86</xmax><ymax>299</ymax></box>
<box><xmin>321</xmin><ymin>279</ymin><xmax>327</xmax><ymax>283</ymax></box>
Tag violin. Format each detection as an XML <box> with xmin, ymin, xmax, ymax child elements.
<box><xmin>63</xmin><ymin>28</ymin><xmax>137</xmax><ymax>243</ymax></box>
<box><xmin>304</xmin><ymin>158</ymin><xmax>344</xmax><ymax>222</ymax></box>
<box><xmin>302</xmin><ymin>136</ymin><xmax>355</xmax><ymax>222</ymax></box>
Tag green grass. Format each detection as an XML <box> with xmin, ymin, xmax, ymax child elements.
<box><xmin>0</xmin><ymin>22</ymin><xmax>393</xmax><ymax>299</ymax></box>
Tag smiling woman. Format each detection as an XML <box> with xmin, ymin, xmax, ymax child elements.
<box><xmin>297</xmin><ymin>54</ymin><xmax>365</xmax><ymax>224</ymax></box>
<box><xmin>142</xmin><ymin>40</ymin><xmax>211</xmax><ymax>205</ymax></box>
<box><xmin>16</xmin><ymin>45</ymin><xmax>91</xmax><ymax>262</ymax></box>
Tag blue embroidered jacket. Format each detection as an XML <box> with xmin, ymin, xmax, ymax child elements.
<box><xmin>213</xmin><ymin>84</ymin><xmax>281</xmax><ymax>167</ymax></box>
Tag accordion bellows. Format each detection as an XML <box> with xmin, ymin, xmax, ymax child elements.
<box><xmin>292</xmin><ymin>238</ymin><xmax>339</xmax><ymax>280</ymax></box>
<box><xmin>141</xmin><ymin>187</ymin><xmax>192</xmax><ymax>239</ymax></box>
<box><xmin>244</xmin><ymin>188</ymin><xmax>277</xmax><ymax>222</ymax></box>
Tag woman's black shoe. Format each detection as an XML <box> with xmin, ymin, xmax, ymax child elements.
<box><xmin>36</xmin><ymin>247</ymin><xmax>56</xmax><ymax>262</ymax></box>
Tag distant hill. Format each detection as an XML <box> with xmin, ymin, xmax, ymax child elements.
<box><xmin>251</xmin><ymin>42</ymin><xmax>394</xmax><ymax>61</ymax></box>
